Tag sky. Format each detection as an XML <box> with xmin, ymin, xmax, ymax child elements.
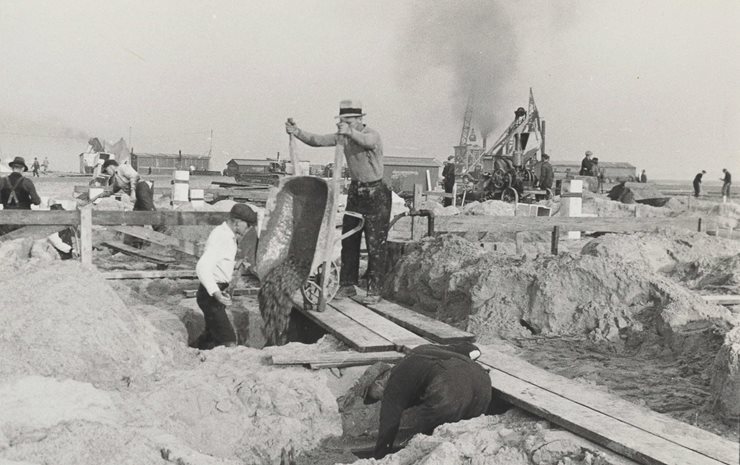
<box><xmin>0</xmin><ymin>0</ymin><xmax>738</xmax><ymax>180</ymax></box>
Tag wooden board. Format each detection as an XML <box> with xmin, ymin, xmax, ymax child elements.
<box><xmin>271</xmin><ymin>351</ymin><xmax>404</xmax><ymax>367</ymax></box>
<box><xmin>0</xmin><ymin>210</ymin><xmax>78</xmax><ymax>225</ymax></box>
<box><xmin>102</xmin><ymin>270</ymin><xmax>197</xmax><ymax>279</ymax></box>
<box><xmin>703</xmin><ymin>295</ymin><xmax>740</xmax><ymax>306</ymax></box>
<box><xmin>295</xmin><ymin>304</ymin><xmax>395</xmax><ymax>353</ymax></box>
<box><xmin>329</xmin><ymin>299</ymin><xmax>429</xmax><ymax>351</ymax></box>
<box><xmin>0</xmin><ymin>225</ymin><xmax>65</xmax><ymax>242</ymax></box>
<box><xmin>110</xmin><ymin>225</ymin><xmax>203</xmax><ymax>257</ymax></box>
<box><xmin>479</xmin><ymin>361</ymin><xmax>729</xmax><ymax>465</ymax></box>
<box><xmin>361</xmin><ymin>298</ymin><xmax>475</xmax><ymax>343</ymax></box>
<box><xmin>101</xmin><ymin>241</ymin><xmax>177</xmax><ymax>265</ymax></box>
<box><xmin>182</xmin><ymin>287</ymin><xmax>259</xmax><ymax>298</ymax></box>
<box><xmin>93</xmin><ymin>211</ymin><xmax>230</xmax><ymax>226</ymax></box>
<box><xmin>478</xmin><ymin>350</ymin><xmax>738</xmax><ymax>465</ymax></box>
<box><xmin>434</xmin><ymin>216</ymin><xmax>700</xmax><ymax>235</ymax></box>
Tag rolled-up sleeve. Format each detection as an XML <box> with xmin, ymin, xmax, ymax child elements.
<box><xmin>294</xmin><ymin>130</ymin><xmax>338</xmax><ymax>147</ymax></box>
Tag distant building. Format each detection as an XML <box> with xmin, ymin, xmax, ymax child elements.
<box><xmin>551</xmin><ymin>160</ymin><xmax>636</xmax><ymax>181</ymax></box>
<box><xmin>383</xmin><ymin>156</ymin><xmax>441</xmax><ymax>194</ymax></box>
<box><xmin>130</xmin><ymin>152</ymin><xmax>210</xmax><ymax>175</ymax></box>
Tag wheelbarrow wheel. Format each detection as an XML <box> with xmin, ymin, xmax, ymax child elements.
<box><xmin>301</xmin><ymin>261</ymin><xmax>341</xmax><ymax>306</ymax></box>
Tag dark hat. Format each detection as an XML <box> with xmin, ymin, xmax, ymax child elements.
<box><xmin>230</xmin><ymin>203</ymin><xmax>257</xmax><ymax>225</ymax></box>
<box><xmin>542</xmin><ymin>153</ymin><xmax>550</xmax><ymax>160</ymax></box>
<box><xmin>8</xmin><ymin>156</ymin><xmax>28</xmax><ymax>171</ymax></box>
<box><xmin>101</xmin><ymin>159</ymin><xmax>119</xmax><ymax>171</ymax></box>
<box><xmin>447</xmin><ymin>155</ymin><xmax>455</xmax><ymax>161</ymax></box>
<box><xmin>335</xmin><ymin>99</ymin><xmax>366</xmax><ymax>118</ymax></box>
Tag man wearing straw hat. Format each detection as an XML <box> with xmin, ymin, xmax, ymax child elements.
<box><xmin>286</xmin><ymin>100</ymin><xmax>390</xmax><ymax>304</ymax></box>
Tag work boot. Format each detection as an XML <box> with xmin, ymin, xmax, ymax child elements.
<box><xmin>358</xmin><ymin>293</ymin><xmax>381</xmax><ymax>305</ymax></box>
<box><xmin>335</xmin><ymin>285</ymin><xmax>357</xmax><ymax>299</ymax></box>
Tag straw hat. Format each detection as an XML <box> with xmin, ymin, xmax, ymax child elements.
<box><xmin>335</xmin><ymin>99</ymin><xmax>366</xmax><ymax>118</ymax></box>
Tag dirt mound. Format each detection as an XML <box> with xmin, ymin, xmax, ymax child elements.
<box><xmin>462</xmin><ymin>199</ymin><xmax>516</xmax><ymax>216</ymax></box>
<box><xmin>581</xmin><ymin>229</ymin><xmax>740</xmax><ymax>272</ymax></box>
<box><xmin>0</xmin><ymin>261</ymin><xmax>184</xmax><ymax>388</ymax></box>
<box><xmin>127</xmin><ymin>346</ymin><xmax>342</xmax><ymax>464</ymax></box>
<box><xmin>710</xmin><ymin>326</ymin><xmax>740</xmax><ymax>422</ymax></box>
<box><xmin>669</xmin><ymin>254</ymin><xmax>740</xmax><ymax>293</ymax></box>
<box><xmin>340</xmin><ymin>412</ymin><xmax>636</xmax><ymax>465</ymax></box>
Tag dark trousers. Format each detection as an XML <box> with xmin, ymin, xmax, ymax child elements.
<box><xmin>341</xmin><ymin>180</ymin><xmax>391</xmax><ymax>293</ymax></box>
<box><xmin>443</xmin><ymin>182</ymin><xmax>454</xmax><ymax>207</ymax></box>
<box><xmin>133</xmin><ymin>181</ymin><xmax>156</xmax><ymax>211</ymax></box>
<box><xmin>693</xmin><ymin>181</ymin><xmax>701</xmax><ymax>197</ymax></box>
<box><xmin>722</xmin><ymin>182</ymin><xmax>731</xmax><ymax>198</ymax></box>
<box><xmin>195</xmin><ymin>283</ymin><xmax>236</xmax><ymax>349</ymax></box>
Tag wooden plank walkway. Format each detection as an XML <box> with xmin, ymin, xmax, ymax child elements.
<box><xmin>478</xmin><ymin>349</ymin><xmax>738</xmax><ymax>465</ymax></box>
<box><xmin>329</xmin><ymin>299</ymin><xmax>429</xmax><ymax>351</ymax></box>
<box><xmin>101</xmin><ymin>241</ymin><xmax>177</xmax><ymax>265</ymax></box>
<box><xmin>296</xmin><ymin>304</ymin><xmax>396</xmax><ymax>353</ymax></box>
<box><xmin>270</xmin><ymin>351</ymin><xmax>404</xmax><ymax>368</ymax></box>
<box><xmin>102</xmin><ymin>270</ymin><xmax>197</xmax><ymax>280</ymax></box>
<box><xmin>703</xmin><ymin>295</ymin><xmax>740</xmax><ymax>306</ymax></box>
<box><xmin>361</xmin><ymin>298</ymin><xmax>475</xmax><ymax>343</ymax></box>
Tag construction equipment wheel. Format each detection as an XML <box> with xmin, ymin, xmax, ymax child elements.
<box><xmin>502</xmin><ymin>187</ymin><xmax>519</xmax><ymax>204</ymax></box>
<box><xmin>491</xmin><ymin>169</ymin><xmax>508</xmax><ymax>189</ymax></box>
<box><xmin>301</xmin><ymin>261</ymin><xmax>341</xmax><ymax>306</ymax></box>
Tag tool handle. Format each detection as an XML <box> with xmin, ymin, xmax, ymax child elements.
<box><xmin>287</xmin><ymin>118</ymin><xmax>300</xmax><ymax>175</ymax></box>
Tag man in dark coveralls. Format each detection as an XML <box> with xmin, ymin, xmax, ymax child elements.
<box><xmin>365</xmin><ymin>342</ymin><xmax>507</xmax><ymax>459</ymax></box>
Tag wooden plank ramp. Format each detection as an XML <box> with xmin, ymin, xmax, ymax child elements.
<box><xmin>182</xmin><ymin>287</ymin><xmax>259</xmax><ymax>298</ymax></box>
<box><xmin>110</xmin><ymin>225</ymin><xmax>204</xmax><ymax>257</ymax></box>
<box><xmin>329</xmin><ymin>299</ymin><xmax>429</xmax><ymax>351</ymax></box>
<box><xmin>295</xmin><ymin>302</ymin><xmax>395</xmax><ymax>353</ymax></box>
<box><xmin>102</xmin><ymin>270</ymin><xmax>197</xmax><ymax>280</ymax></box>
<box><xmin>360</xmin><ymin>298</ymin><xmax>475</xmax><ymax>343</ymax></box>
<box><xmin>478</xmin><ymin>349</ymin><xmax>738</xmax><ymax>465</ymax></box>
<box><xmin>270</xmin><ymin>351</ymin><xmax>404</xmax><ymax>369</ymax></box>
<box><xmin>101</xmin><ymin>241</ymin><xmax>177</xmax><ymax>265</ymax></box>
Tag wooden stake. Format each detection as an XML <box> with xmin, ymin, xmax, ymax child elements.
<box><xmin>551</xmin><ymin>226</ymin><xmax>560</xmax><ymax>255</ymax></box>
<box><xmin>697</xmin><ymin>218</ymin><xmax>702</xmax><ymax>232</ymax></box>
<box><xmin>318</xmin><ymin>136</ymin><xmax>345</xmax><ymax>312</ymax></box>
<box><xmin>515</xmin><ymin>232</ymin><xmax>524</xmax><ymax>255</ymax></box>
<box><xmin>412</xmin><ymin>184</ymin><xmax>422</xmax><ymax>240</ymax></box>
<box><xmin>79</xmin><ymin>205</ymin><xmax>93</xmax><ymax>266</ymax></box>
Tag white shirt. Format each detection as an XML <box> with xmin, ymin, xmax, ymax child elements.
<box><xmin>196</xmin><ymin>222</ymin><xmax>238</xmax><ymax>295</ymax></box>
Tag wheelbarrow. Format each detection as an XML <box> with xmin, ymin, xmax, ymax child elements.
<box><xmin>254</xmin><ymin>176</ymin><xmax>363</xmax><ymax>308</ymax></box>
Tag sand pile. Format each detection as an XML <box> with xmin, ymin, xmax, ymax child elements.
<box><xmin>462</xmin><ymin>199</ymin><xmax>516</xmax><ymax>216</ymax></box>
<box><xmin>0</xmin><ymin>261</ymin><xmax>184</xmax><ymax>388</ymax></box>
<box><xmin>385</xmin><ymin>235</ymin><xmax>736</xmax><ymax>345</ymax></box>
<box><xmin>340</xmin><ymin>412</ymin><xmax>636</xmax><ymax>465</ymax></box>
<box><xmin>581</xmin><ymin>229</ymin><xmax>740</xmax><ymax>272</ymax></box>
<box><xmin>710</xmin><ymin>326</ymin><xmax>740</xmax><ymax>422</ymax></box>
<box><xmin>668</xmin><ymin>253</ymin><xmax>740</xmax><ymax>293</ymax></box>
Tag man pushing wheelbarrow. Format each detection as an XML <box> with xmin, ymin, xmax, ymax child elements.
<box><xmin>285</xmin><ymin>100</ymin><xmax>391</xmax><ymax>305</ymax></box>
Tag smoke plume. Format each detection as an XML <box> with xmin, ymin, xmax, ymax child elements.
<box><xmin>398</xmin><ymin>0</ymin><xmax>518</xmax><ymax>139</ymax></box>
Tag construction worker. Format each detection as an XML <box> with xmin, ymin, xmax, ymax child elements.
<box><xmin>539</xmin><ymin>153</ymin><xmax>554</xmax><ymax>195</ymax></box>
<box><xmin>579</xmin><ymin>150</ymin><xmax>594</xmax><ymax>176</ymax></box>
<box><xmin>442</xmin><ymin>156</ymin><xmax>456</xmax><ymax>207</ymax></box>
<box><xmin>31</xmin><ymin>157</ymin><xmax>40</xmax><ymax>177</ymax></box>
<box><xmin>365</xmin><ymin>342</ymin><xmax>506</xmax><ymax>459</ymax></box>
<box><xmin>42</xmin><ymin>157</ymin><xmax>49</xmax><ymax>174</ymax></box>
<box><xmin>194</xmin><ymin>203</ymin><xmax>258</xmax><ymax>349</ymax></box>
<box><xmin>721</xmin><ymin>168</ymin><xmax>732</xmax><ymax>199</ymax></box>
<box><xmin>100</xmin><ymin>159</ymin><xmax>156</xmax><ymax>212</ymax></box>
<box><xmin>693</xmin><ymin>170</ymin><xmax>706</xmax><ymax>197</ymax></box>
<box><xmin>0</xmin><ymin>156</ymin><xmax>41</xmax><ymax>210</ymax></box>
<box><xmin>640</xmin><ymin>170</ymin><xmax>647</xmax><ymax>183</ymax></box>
<box><xmin>285</xmin><ymin>100</ymin><xmax>390</xmax><ymax>304</ymax></box>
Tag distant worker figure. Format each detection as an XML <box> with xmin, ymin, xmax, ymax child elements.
<box><xmin>286</xmin><ymin>100</ymin><xmax>390</xmax><ymax>304</ymax></box>
<box><xmin>721</xmin><ymin>168</ymin><xmax>732</xmax><ymax>200</ymax></box>
<box><xmin>640</xmin><ymin>169</ymin><xmax>647</xmax><ymax>183</ymax></box>
<box><xmin>365</xmin><ymin>343</ymin><xmax>506</xmax><ymax>459</ymax></box>
<box><xmin>42</xmin><ymin>157</ymin><xmax>49</xmax><ymax>174</ymax></box>
<box><xmin>442</xmin><ymin>155</ymin><xmax>456</xmax><ymax>207</ymax></box>
<box><xmin>591</xmin><ymin>157</ymin><xmax>602</xmax><ymax>193</ymax></box>
<box><xmin>100</xmin><ymin>159</ymin><xmax>156</xmax><ymax>212</ymax></box>
<box><xmin>194</xmin><ymin>203</ymin><xmax>257</xmax><ymax>349</ymax></box>
<box><xmin>579</xmin><ymin>150</ymin><xmax>594</xmax><ymax>176</ymax></box>
<box><xmin>31</xmin><ymin>157</ymin><xmax>41</xmax><ymax>177</ymax></box>
<box><xmin>692</xmin><ymin>170</ymin><xmax>706</xmax><ymax>197</ymax></box>
<box><xmin>0</xmin><ymin>156</ymin><xmax>41</xmax><ymax>210</ymax></box>
<box><xmin>538</xmin><ymin>153</ymin><xmax>554</xmax><ymax>196</ymax></box>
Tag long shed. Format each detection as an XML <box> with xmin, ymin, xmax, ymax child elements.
<box><xmin>131</xmin><ymin>152</ymin><xmax>210</xmax><ymax>175</ymax></box>
<box><xmin>552</xmin><ymin>160</ymin><xmax>636</xmax><ymax>181</ymax></box>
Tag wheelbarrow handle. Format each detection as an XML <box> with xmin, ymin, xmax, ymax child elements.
<box><xmin>338</xmin><ymin>211</ymin><xmax>364</xmax><ymax>241</ymax></box>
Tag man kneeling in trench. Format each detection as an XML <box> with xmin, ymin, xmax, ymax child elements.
<box><xmin>365</xmin><ymin>342</ymin><xmax>510</xmax><ymax>459</ymax></box>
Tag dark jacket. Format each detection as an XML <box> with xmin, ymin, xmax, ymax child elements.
<box><xmin>693</xmin><ymin>172</ymin><xmax>703</xmax><ymax>185</ymax></box>
<box><xmin>374</xmin><ymin>343</ymin><xmax>491</xmax><ymax>459</ymax></box>
<box><xmin>579</xmin><ymin>157</ymin><xmax>593</xmax><ymax>176</ymax></box>
<box><xmin>442</xmin><ymin>162</ymin><xmax>456</xmax><ymax>186</ymax></box>
<box><xmin>0</xmin><ymin>173</ymin><xmax>41</xmax><ymax>209</ymax></box>
<box><xmin>539</xmin><ymin>161</ymin><xmax>554</xmax><ymax>189</ymax></box>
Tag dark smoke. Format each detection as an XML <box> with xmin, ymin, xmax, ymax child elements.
<box><xmin>399</xmin><ymin>0</ymin><xmax>518</xmax><ymax>139</ymax></box>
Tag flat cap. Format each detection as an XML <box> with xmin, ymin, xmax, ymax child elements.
<box><xmin>230</xmin><ymin>203</ymin><xmax>257</xmax><ymax>225</ymax></box>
